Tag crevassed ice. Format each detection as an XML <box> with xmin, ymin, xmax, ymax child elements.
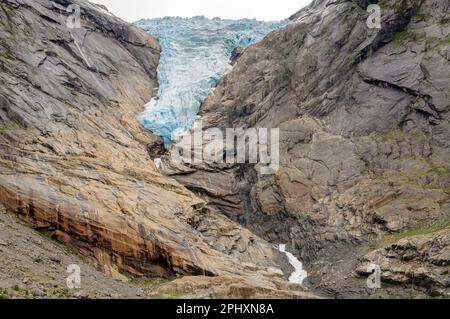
<box><xmin>135</xmin><ymin>16</ymin><xmax>287</xmax><ymax>145</ymax></box>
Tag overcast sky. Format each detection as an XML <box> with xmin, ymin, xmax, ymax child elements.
<box><xmin>92</xmin><ymin>0</ymin><xmax>312</xmax><ymax>22</ymax></box>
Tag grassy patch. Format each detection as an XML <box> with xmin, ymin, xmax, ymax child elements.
<box><xmin>424</xmin><ymin>183</ymin><xmax>450</xmax><ymax>195</ymax></box>
<box><xmin>0</xmin><ymin>123</ymin><xmax>24</xmax><ymax>137</ymax></box>
<box><xmin>427</xmin><ymin>37</ymin><xmax>450</xmax><ymax>47</ymax></box>
<box><xmin>40</xmin><ymin>233</ymin><xmax>88</xmax><ymax>263</ymax></box>
<box><xmin>0</xmin><ymin>2</ymin><xmax>14</xmax><ymax>22</ymax></box>
<box><xmin>378</xmin><ymin>0</ymin><xmax>393</xmax><ymax>11</ymax></box>
<box><xmin>129</xmin><ymin>277</ymin><xmax>169</xmax><ymax>287</ymax></box>
<box><xmin>394</xmin><ymin>31</ymin><xmax>409</xmax><ymax>46</ymax></box>
<box><xmin>370</xmin><ymin>219</ymin><xmax>450</xmax><ymax>251</ymax></box>
<box><xmin>429</xmin><ymin>165</ymin><xmax>450</xmax><ymax>178</ymax></box>
<box><xmin>160</xmin><ymin>291</ymin><xmax>187</xmax><ymax>299</ymax></box>
<box><xmin>394</xmin><ymin>31</ymin><xmax>421</xmax><ymax>47</ymax></box>
<box><xmin>10</xmin><ymin>285</ymin><xmax>33</xmax><ymax>298</ymax></box>
<box><xmin>398</xmin><ymin>163</ymin><xmax>450</xmax><ymax>181</ymax></box>
<box><xmin>0</xmin><ymin>289</ymin><xmax>8</xmax><ymax>299</ymax></box>
<box><xmin>376</xmin><ymin>129</ymin><xmax>424</xmax><ymax>143</ymax></box>
<box><xmin>438</xmin><ymin>195</ymin><xmax>450</xmax><ymax>212</ymax></box>
<box><xmin>0</xmin><ymin>48</ymin><xmax>16</xmax><ymax>61</ymax></box>
<box><xmin>116</xmin><ymin>269</ymin><xmax>171</xmax><ymax>288</ymax></box>
<box><xmin>413</xmin><ymin>6</ymin><xmax>432</xmax><ymax>22</ymax></box>
<box><xmin>0</xmin><ymin>41</ymin><xmax>24</xmax><ymax>65</ymax></box>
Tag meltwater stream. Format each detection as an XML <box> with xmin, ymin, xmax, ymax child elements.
<box><xmin>135</xmin><ymin>16</ymin><xmax>286</xmax><ymax>145</ymax></box>
<box><xmin>278</xmin><ymin>244</ymin><xmax>308</xmax><ymax>285</ymax></box>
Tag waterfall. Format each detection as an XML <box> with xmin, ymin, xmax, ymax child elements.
<box><xmin>278</xmin><ymin>244</ymin><xmax>308</xmax><ymax>285</ymax></box>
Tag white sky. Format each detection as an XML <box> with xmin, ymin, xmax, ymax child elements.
<box><xmin>91</xmin><ymin>0</ymin><xmax>312</xmax><ymax>22</ymax></box>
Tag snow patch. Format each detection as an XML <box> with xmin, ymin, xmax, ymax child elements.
<box><xmin>154</xmin><ymin>158</ymin><xmax>162</xmax><ymax>170</ymax></box>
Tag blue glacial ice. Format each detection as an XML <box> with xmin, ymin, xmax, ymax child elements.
<box><xmin>135</xmin><ymin>16</ymin><xmax>287</xmax><ymax>145</ymax></box>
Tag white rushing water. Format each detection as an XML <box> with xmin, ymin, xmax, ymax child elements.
<box><xmin>278</xmin><ymin>244</ymin><xmax>308</xmax><ymax>285</ymax></box>
<box><xmin>135</xmin><ymin>16</ymin><xmax>287</xmax><ymax>145</ymax></box>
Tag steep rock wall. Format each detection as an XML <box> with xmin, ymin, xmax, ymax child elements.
<box><xmin>0</xmin><ymin>0</ymin><xmax>317</xmax><ymax>298</ymax></box>
<box><xmin>161</xmin><ymin>0</ymin><xmax>450</xmax><ymax>297</ymax></box>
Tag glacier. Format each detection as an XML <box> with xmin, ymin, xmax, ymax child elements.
<box><xmin>135</xmin><ymin>16</ymin><xmax>287</xmax><ymax>145</ymax></box>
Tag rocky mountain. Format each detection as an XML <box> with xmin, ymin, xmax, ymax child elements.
<box><xmin>0</xmin><ymin>0</ymin><xmax>448</xmax><ymax>299</ymax></box>
<box><xmin>0</xmin><ymin>0</ymin><xmax>316</xmax><ymax>298</ymax></box>
<box><xmin>159</xmin><ymin>0</ymin><xmax>450</xmax><ymax>298</ymax></box>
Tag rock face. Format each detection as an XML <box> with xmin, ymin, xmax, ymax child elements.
<box><xmin>0</xmin><ymin>0</ymin><xmax>317</xmax><ymax>298</ymax></box>
<box><xmin>230</xmin><ymin>47</ymin><xmax>245</xmax><ymax>65</ymax></box>
<box><xmin>1</xmin><ymin>0</ymin><xmax>448</xmax><ymax>299</ymax></box>
<box><xmin>0</xmin><ymin>204</ymin><xmax>152</xmax><ymax>299</ymax></box>
<box><xmin>357</xmin><ymin>229</ymin><xmax>450</xmax><ymax>298</ymax></box>
<box><xmin>160</xmin><ymin>0</ymin><xmax>450</xmax><ymax>297</ymax></box>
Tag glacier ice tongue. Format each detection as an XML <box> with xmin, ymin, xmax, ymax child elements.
<box><xmin>135</xmin><ymin>16</ymin><xmax>287</xmax><ymax>145</ymax></box>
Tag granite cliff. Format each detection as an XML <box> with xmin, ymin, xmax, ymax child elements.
<box><xmin>159</xmin><ymin>0</ymin><xmax>450</xmax><ymax>298</ymax></box>
<box><xmin>0</xmin><ymin>0</ymin><xmax>448</xmax><ymax>299</ymax></box>
<box><xmin>0</xmin><ymin>0</ymin><xmax>316</xmax><ymax>298</ymax></box>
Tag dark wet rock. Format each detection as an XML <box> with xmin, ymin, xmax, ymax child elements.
<box><xmin>230</xmin><ymin>47</ymin><xmax>245</xmax><ymax>65</ymax></box>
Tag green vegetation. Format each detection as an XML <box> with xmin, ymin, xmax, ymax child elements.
<box><xmin>429</xmin><ymin>165</ymin><xmax>450</xmax><ymax>178</ymax></box>
<box><xmin>367</xmin><ymin>127</ymin><xmax>450</xmax><ymax>197</ymax></box>
<box><xmin>397</xmin><ymin>162</ymin><xmax>449</xmax><ymax>181</ymax></box>
<box><xmin>160</xmin><ymin>291</ymin><xmax>187</xmax><ymax>299</ymax></box>
<box><xmin>0</xmin><ymin>2</ymin><xmax>14</xmax><ymax>21</ymax></box>
<box><xmin>424</xmin><ymin>183</ymin><xmax>450</xmax><ymax>195</ymax></box>
<box><xmin>427</xmin><ymin>37</ymin><xmax>450</xmax><ymax>47</ymax></box>
<box><xmin>9</xmin><ymin>285</ymin><xmax>35</xmax><ymax>298</ymax></box>
<box><xmin>0</xmin><ymin>3</ymin><xmax>16</xmax><ymax>40</ymax></box>
<box><xmin>129</xmin><ymin>277</ymin><xmax>169</xmax><ymax>287</ymax></box>
<box><xmin>377</xmin><ymin>0</ymin><xmax>393</xmax><ymax>11</ymax></box>
<box><xmin>370</xmin><ymin>218</ymin><xmax>450</xmax><ymax>251</ymax></box>
<box><xmin>413</xmin><ymin>5</ymin><xmax>432</xmax><ymax>22</ymax></box>
<box><xmin>376</xmin><ymin>129</ymin><xmax>420</xmax><ymax>143</ymax></box>
<box><xmin>0</xmin><ymin>123</ymin><xmax>24</xmax><ymax>137</ymax></box>
<box><xmin>394</xmin><ymin>31</ymin><xmax>421</xmax><ymax>47</ymax></box>
<box><xmin>0</xmin><ymin>289</ymin><xmax>8</xmax><ymax>299</ymax></box>
<box><xmin>117</xmin><ymin>268</ymin><xmax>127</xmax><ymax>276</ymax></box>
<box><xmin>117</xmin><ymin>268</ymin><xmax>171</xmax><ymax>289</ymax></box>
<box><xmin>439</xmin><ymin>197</ymin><xmax>450</xmax><ymax>209</ymax></box>
<box><xmin>0</xmin><ymin>47</ymin><xmax>16</xmax><ymax>61</ymax></box>
<box><xmin>40</xmin><ymin>233</ymin><xmax>88</xmax><ymax>263</ymax></box>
